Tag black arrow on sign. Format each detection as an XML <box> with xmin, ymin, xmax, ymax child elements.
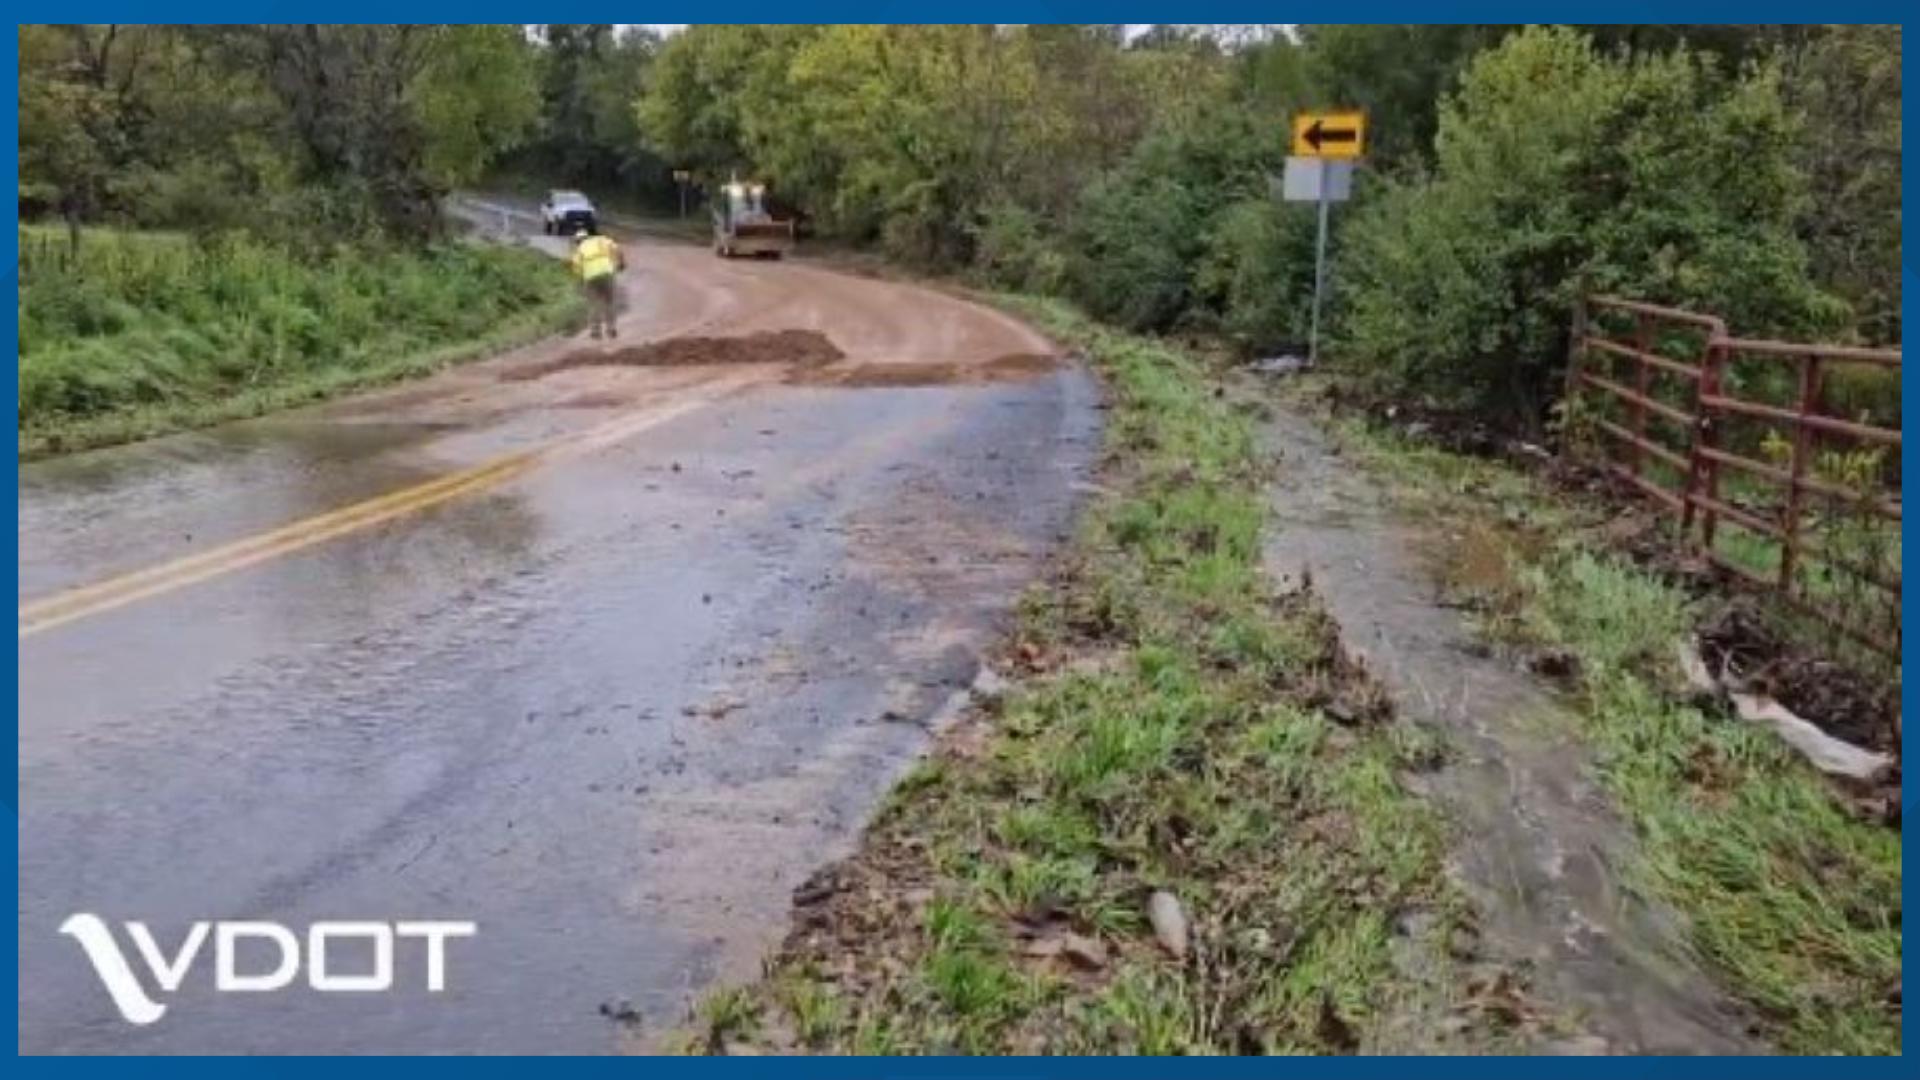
<box><xmin>1305</xmin><ymin>119</ymin><xmax>1357</xmax><ymax>151</ymax></box>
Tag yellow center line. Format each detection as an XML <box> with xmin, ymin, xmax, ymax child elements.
<box><xmin>19</xmin><ymin>382</ymin><xmax>750</xmax><ymax>639</ymax></box>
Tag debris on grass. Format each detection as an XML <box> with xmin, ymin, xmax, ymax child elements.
<box><xmin>1323</xmin><ymin>401</ymin><xmax>1903</xmax><ymax>1055</ymax></box>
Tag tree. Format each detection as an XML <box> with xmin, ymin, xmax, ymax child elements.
<box><xmin>412</xmin><ymin>26</ymin><xmax>541</xmax><ymax>189</ymax></box>
<box><xmin>200</xmin><ymin>24</ymin><xmax>539</xmax><ymax>239</ymax></box>
<box><xmin>1784</xmin><ymin>24</ymin><xmax>1901</xmax><ymax>343</ymax></box>
<box><xmin>1292</xmin><ymin>25</ymin><xmax>1513</xmax><ymax>170</ymax></box>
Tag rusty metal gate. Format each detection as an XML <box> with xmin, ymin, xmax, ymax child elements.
<box><xmin>1565</xmin><ymin>295</ymin><xmax>1902</xmax><ymax>659</ymax></box>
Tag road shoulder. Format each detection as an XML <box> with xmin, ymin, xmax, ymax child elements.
<box><xmin>675</xmin><ymin>300</ymin><xmax>1531</xmax><ymax>1055</ymax></box>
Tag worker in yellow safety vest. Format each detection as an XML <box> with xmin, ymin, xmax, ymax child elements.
<box><xmin>570</xmin><ymin>227</ymin><xmax>626</xmax><ymax>339</ymax></box>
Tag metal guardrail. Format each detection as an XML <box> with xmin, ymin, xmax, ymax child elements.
<box><xmin>1566</xmin><ymin>295</ymin><xmax>1902</xmax><ymax>658</ymax></box>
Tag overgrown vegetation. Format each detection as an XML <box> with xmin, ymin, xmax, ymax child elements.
<box><xmin>16</xmin><ymin>24</ymin><xmax>608</xmax><ymax>450</ymax></box>
<box><xmin>18</xmin><ymin>25</ymin><xmax>542</xmax><ymax>244</ymax></box>
<box><xmin>1338</xmin><ymin>28</ymin><xmax>1842</xmax><ymax>432</ymax></box>
<box><xmin>17</xmin><ymin>225</ymin><xmax>578</xmax><ymax>455</ymax></box>
<box><xmin>680</xmin><ymin>302</ymin><xmax>1511</xmax><ymax>1056</ymax></box>
<box><xmin>19</xmin><ymin>24</ymin><xmax>1897</xmax><ymax>449</ymax></box>
<box><xmin>631</xmin><ymin>24</ymin><xmax>1898</xmax><ymax>432</ymax></box>
<box><xmin>1332</xmin><ymin>417</ymin><xmax>1902</xmax><ymax>1055</ymax></box>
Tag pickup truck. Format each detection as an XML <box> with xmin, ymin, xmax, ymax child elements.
<box><xmin>540</xmin><ymin>190</ymin><xmax>598</xmax><ymax>236</ymax></box>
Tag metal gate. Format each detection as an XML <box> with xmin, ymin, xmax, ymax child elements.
<box><xmin>1565</xmin><ymin>295</ymin><xmax>1902</xmax><ymax>659</ymax></box>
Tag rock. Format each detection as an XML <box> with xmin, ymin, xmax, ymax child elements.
<box><xmin>721</xmin><ymin>1041</ymin><xmax>760</xmax><ymax>1056</ymax></box>
<box><xmin>1148</xmin><ymin>890</ymin><xmax>1189</xmax><ymax>958</ymax></box>
<box><xmin>598</xmin><ymin>998</ymin><xmax>641</xmax><ymax>1024</ymax></box>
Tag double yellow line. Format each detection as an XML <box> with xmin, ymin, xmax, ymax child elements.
<box><xmin>19</xmin><ymin>451</ymin><xmax>541</xmax><ymax>639</ymax></box>
<box><xmin>19</xmin><ymin>384</ymin><xmax>745</xmax><ymax>639</ymax></box>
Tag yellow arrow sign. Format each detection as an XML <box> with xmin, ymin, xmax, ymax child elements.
<box><xmin>1291</xmin><ymin>111</ymin><xmax>1366</xmax><ymax>159</ymax></box>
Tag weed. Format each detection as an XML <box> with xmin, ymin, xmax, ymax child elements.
<box><xmin>697</xmin><ymin>986</ymin><xmax>761</xmax><ymax>1047</ymax></box>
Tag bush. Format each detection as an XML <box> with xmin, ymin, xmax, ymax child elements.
<box><xmin>1067</xmin><ymin>112</ymin><xmax>1276</xmax><ymax>334</ymax></box>
<box><xmin>970</xmin><ymin>202</ymin><xmax>1068</xmax><ymax>295</ymax></box>
<box><xmin>1192</xmin><ymin>197</ymin><xmax>1320</xmax><ymax>355</ymax></box>
<box><xmin>1336</xmin><ymin>27</ymin><xmax>1843</xmax><ymax>432</ymax></box>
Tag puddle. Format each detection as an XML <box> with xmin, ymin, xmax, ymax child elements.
<box><xmin>500</xmin><ymin>329</ymin><xmax>845</xmax><ymax>382</ymax></box>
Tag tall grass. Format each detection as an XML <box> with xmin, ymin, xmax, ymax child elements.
<box><xmin>18</xmin><ymin>226</ymin><xmax>580</xmax><ymax>454</ymax></box>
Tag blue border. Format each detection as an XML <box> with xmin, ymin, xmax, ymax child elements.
<box><xmin>8</xmin><ymin>9</ymin><xmax>1913</xmax><ymax>1064</ymax></box>
<box><xmin>2</xmin><ymin>4</ymin><xmax>1916</xmax><ymax>18</ymax></box>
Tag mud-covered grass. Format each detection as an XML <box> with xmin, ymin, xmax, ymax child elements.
<box><xmin>1331</xmin><ymin>417</ymin><xmax>1902</xmax><ymax>1056</ymax></box>
<box><xmin>18</xmin><ymin>225</ymin><xmax>583</xmax><ymax>458</ymax></box>
<box><xmin>679</xmin><ymin>299</ymin><xmax>1484</xmax><ymax>1055</ymax></box>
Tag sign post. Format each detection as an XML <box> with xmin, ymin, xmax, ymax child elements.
<box><xmin>1310</xmin><ymin>161</ymin><xmax>1332</xmax><ymax>365</ymax></box>
<box><xmin>1283</xmin><ymin>111</ymin><xmax>1366</xmax><ymax>366</ymax></box>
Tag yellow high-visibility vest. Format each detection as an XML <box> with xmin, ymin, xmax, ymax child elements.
<box><xmin>572</xmin><ymin>236</ymin><xmax>619</xmax><ymax>281</ymax></box>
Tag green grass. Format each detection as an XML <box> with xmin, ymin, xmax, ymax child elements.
<box><xmin>684</xmin><ymin>299</ymin><xmax>1470</xmax><ymax>1055</ymax></box>
<box><xmin>1336</xmin><ymin>418</ymin><xmax>1903</xmax><ymax>1055</ymax></box>
<box><xmin>17</xmin><ymin>225</ymin><xmax>583</xmax><ymax>457</ymax></box>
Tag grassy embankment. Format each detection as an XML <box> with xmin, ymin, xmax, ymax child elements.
<box><xmin>1329</xmin><ymin>417</ymin><xmax>1901</xmax><ymax>1055</ymax></box>
<box><xmin>17</xmin><ymin>225</ymin><xmax>582</xmax><ymax>457</ymax></box>
<box><xmin>681</xmin><ymin>299</ymin><xmax>1514</xmax><ymax>1055</ymax></box>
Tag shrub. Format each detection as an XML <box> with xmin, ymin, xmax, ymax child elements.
<box><xmin>1067</xmin><ymin>111</ymin><xmax>1275</xmax><ymax>334</ymax></box>
<box><xmin>1192</xmin><ymin>197</ymin><xmax>1320</xmax><ymax>355</ymax></box>
<box><xmin>1336</xmin><ymin>26</ymin><xmax>1842</xmax><ymax>432</ymax></box>
<box><xmin>970</xmin><ymin>202</ymin><xmax>1068</xmax><ymax>295</ymax></box>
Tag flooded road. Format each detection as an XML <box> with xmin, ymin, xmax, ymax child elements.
<box><xmin>17</xmin><ymin>219</ymin><xmax>1099</xmax><ymax>1052</ymax></box>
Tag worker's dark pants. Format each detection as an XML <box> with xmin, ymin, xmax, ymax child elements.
<box><xmin>583</xmin><ymin>275</ymin><xmax>618</xmax><ymax>338</ymax></box>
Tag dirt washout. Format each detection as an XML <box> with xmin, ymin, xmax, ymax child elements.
<box><xmin>499</xmin><ymin>329</ymin><xmax>845</xmax><ymax>382</ymax></box>
<box><xmin>1316</xmin><ymin>382</ymin><xmax>1900</xmax><ymax>767</ymax></box>
<box><xmin>1255</xmin><ymin>402</ymin><xmax>1763</xmax><ymax>1054</ymax></box>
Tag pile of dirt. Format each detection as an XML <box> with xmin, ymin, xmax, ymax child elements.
<box><xmin>785</xmin><ymin>352</ymin><xmax>1061</xmax><ymax>389</ymax></box>
<box><xmin>500</xmin><ymin>329</ymin><xmax>844</xmax><ymax>381</ymax></box>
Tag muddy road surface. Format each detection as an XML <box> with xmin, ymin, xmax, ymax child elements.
<box><xmin>18</xmin><ymin>215</ymin><xmax>1098</xmax><ymax>1053</ymax></box>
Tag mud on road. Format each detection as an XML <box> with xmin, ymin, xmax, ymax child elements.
<box><xmin>499</xmin><ymin>329</ymin><xmax>848</xmax><ymax>382</ymax></box>
<box><xmin>17</xmin><ymin>214</ymin><xmax>1100</xmax><ymax>1053</ymax></box>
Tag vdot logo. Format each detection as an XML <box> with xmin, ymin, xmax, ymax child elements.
<box><xmin>60</xmin><ymin>914</ymin><xmax>477</xmax><ymax>1025</ymax></box>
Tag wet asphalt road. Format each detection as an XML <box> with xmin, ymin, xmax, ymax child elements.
<box><xmin>18</xmin><ymin>218</ymin><xmax>1099</xmax><ymax>1052</ymax></box>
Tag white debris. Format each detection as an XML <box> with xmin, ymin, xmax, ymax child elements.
<box><xmin>1249</xmin><ymin>355</ymin><xmax>1310</xmax><ymax>376</ymax></box>
<box><xmin>1148</xmin><ymin>890</ymin><xmax>1189</xmax><ymax>959</ymax></box>
<box><xmin>1677</xmin><ymin>638</ymin><xmax>1891</xmax><ymax>782</ymax></box>
<box><xmin>1729</xmin><ymin>691</ymin><xmax>1893</xmax><ymax>782</ymax></box>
